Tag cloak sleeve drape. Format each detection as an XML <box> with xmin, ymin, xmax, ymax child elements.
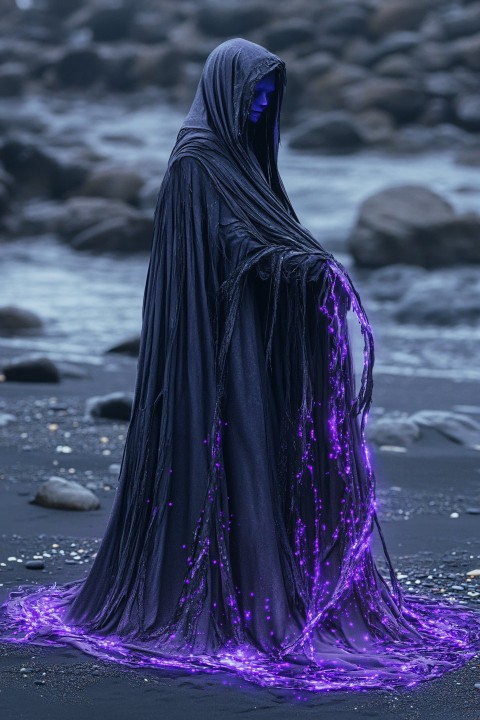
<box><xmin>143</xmin><ymin>155</ymin><xmax>385</xmax><ymax>654</ymax></box>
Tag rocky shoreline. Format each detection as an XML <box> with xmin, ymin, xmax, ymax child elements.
<box><xmin>2</xmin><ymin>0</ymin><xmax>480</xmax><ymax>150</ymax></box>
<box><xmin>2</xmin><ymin>0</ymin><xmax>480</xmax><ymax>263</ymax></box>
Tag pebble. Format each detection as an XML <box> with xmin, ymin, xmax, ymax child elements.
<box><xmin>25</xmin><ymin>560</ymin><xmax>45</xmax><ymax>570</ymax></box>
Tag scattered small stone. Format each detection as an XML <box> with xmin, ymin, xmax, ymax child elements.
<box><xmin>25</xmin><ymin>560</ymin><xmax>45</xmax><ymax>570</ymax></box>
<box><xmin>106</xmin><ymin>335</ymin><xmax>141</xmax><ymax>357</ymax></box>
<box><xmin>85</xmin><ymin>392</ymin><xmax>133</xmax><ymax>421</ymax></box>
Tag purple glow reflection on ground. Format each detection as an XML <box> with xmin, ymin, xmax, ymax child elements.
<box><xmin>1</xmin><ymin>579</ymin><xmax>480</xmax><ymax>693</ymax></box>
<box><xmin>1</xmin><ymin>257</ymin><xmax>480</xmax><ymax>693</ymax></box>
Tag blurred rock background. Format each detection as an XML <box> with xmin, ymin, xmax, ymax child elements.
<box><xmin>0</xmin><ymin>0</ymin><xmax>480</xmax><ymax>383</ymax></box>
<box><xmin>3</xmin><ymin>0</ymin><xmax>480</xmax><ymax>146</ymax></box>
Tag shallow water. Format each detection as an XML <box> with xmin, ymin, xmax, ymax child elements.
<box><xmin>1</xmin><ymin>89</ymin><xmax>480</xmax><ymax>380</ymax></box>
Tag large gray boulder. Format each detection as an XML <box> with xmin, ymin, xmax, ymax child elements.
<box><xmin>306</xmin><ymin>63</ymin><xmax>368</xmax><ymax>112</ymax></box>
<box><xmin>262</xmin><ymin>21</ymin><xmax>316</xmax><ymax>52</ymax></box>
<box><xmin>451</xmin><ymin>32</ymin><xmax>480</xmax><ymax>71</ymax></box>
<box><xmin>367</xmin><ymin>415</ymin><xmax>421</xmax><ymax>447</ymax></box>
<box><xmin>454</xmin><ymin>94</ymin><xmax>480</xmax><ymax>131</ymax></box>
<box><xmin>85</xmin><ymin>392</ymin><xmax>134</xmax><ymax>421</ymax></box>
<box><xmin>367</xmin><ymin>0</ymin><xmax>435</xmax><ymax>37</ymax></box>
<box><xmin>409</xmin><ymin>410</ymin><xmax>480</xmax><ymax>447</ymax></box>
<box><xmin>0</xmin><ymin>61</ymin><xmax>27</xmax><ymax>96</ymax></box>
<box><xmin>319</xmin><ymin>4</ymin><xmax>370</xmax><ymax>37</ymax></box>
<box><xmin>364</xmin><ymin>31</ymin><xmax>421</xmax><ymax>66</ymax></box>
<box><xmin>54</xmin><ymin>47</ymin><xmax>104</xmax><ymax>88</ymax></box>
<box><xmin>393</xmin><ymin>267</ymin><xmax>480</xmax><ymax>324</ymax></box>
<box><xmin>32</xmin><ymin>477</ymin><xmax>100</xmax><ymax>511</ymax></box>
<box><xmin>347</xmin><ymin>184</ymin><xmax>480</xmax><ymax>267</ymax></box>
<box><xmin>19</xmin><ymin>196</ymin><xmax>153</xmax><ymax>253</ymax></box>
<box><xmin>368</xmin><ymin>264</ymin><xmax>428</xmax><ymax>301</ymax></box>
<box><xmin>2</xmin><ymin>355</ymin><xmax>60</xmax><ymax>383</ymax></box>
<box><xmin>196</xmin><ymin>2</ymin><xmax>271</xmax><ymax>36</ymax></box>
<box><xmin>0</xmin><ymin>305</ymin><xmax>43</xmax><ymax>334</ymax></box>
<box><xmin>0</xmin><ymin>137</ymin><xmax>87</xmax><ymax>200</ymax></box>
<box><xmin>342</xmin><ymin>77</ymin><xmax>427</xmax><ymax>123</ymax></box>
<box><xmin>67</xmin><ymin>4</ymin><xmax>135</xmax><ymax>42</ymax></box>
<box><xmin>76</xmin><ymin>164</ymin><xmax>145</xmax><ymax>205</ymax></box>
<box><xmin>288</xmin><ymin>112</ymin><xmax>364</xmax><ymax>153</ymax></box>
<box><xmin>106</xmin><ymin>335</ymin><xmax>141</xmax><ymax>357</ymax></box>
<box><xmin>368</xmin><ymin>409</ymin><xmax>480</xmax><ymax>448</ymax></box>
<box><xmin>71</xmin><ymin>214</ymin><xmax>152</xmax><ymax>253</ymax></box>
<box><xmin>441</xmin><ymin>4</ymin><xmax>480</xmax><ymax>40</ymax></box>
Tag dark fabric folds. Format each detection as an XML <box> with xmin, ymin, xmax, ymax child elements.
<box><xmin>1</xmin><ymin>38</ymin><xmax>480</xmax><ymax>692</ymax></box>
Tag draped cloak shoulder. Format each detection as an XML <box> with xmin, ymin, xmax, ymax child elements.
<box><xmin>1</xmin><ymin>38</ymin><xmax>480</xmax><ymax>693</ymax></box>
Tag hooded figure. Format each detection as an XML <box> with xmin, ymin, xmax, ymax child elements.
<box><xmin>1</xmin><ymin>38</ymin><xmax>480</xmax><ymax>692</ymax></box>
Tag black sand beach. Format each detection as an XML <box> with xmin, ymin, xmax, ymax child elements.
<box><xmin>0</xmin><ymin>345</ymin><xmax>479</xmax><ymax>719</ymax></box>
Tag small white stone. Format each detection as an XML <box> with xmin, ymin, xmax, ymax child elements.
<box><xmin>379</xmin><ymin>445</ymin><xmax>408</xmax><ymax>453</ymax></box>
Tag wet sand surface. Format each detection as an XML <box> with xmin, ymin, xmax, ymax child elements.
<box><xmin>0</xmin><ymin>350</ymin><xmax>479</xmax><ymax>718</ymax></box>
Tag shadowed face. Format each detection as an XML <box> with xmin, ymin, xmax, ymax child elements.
<box><xmin>249</xmin><ymin>72</ymin><xmax>276</xmax><ymax>123</ymax></box>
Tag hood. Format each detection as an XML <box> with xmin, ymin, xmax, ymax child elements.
<box><xmin>178</xmin><ymin>37</ymin><xmax>287</xmax><ymax>183</ymax></box>
<box><xmin>180</xmin><ymin>37</ymin><xmax>286</xmax><ymax>145</ymax></box>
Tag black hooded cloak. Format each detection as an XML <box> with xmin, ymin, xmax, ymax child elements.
<box><xmin>1</xmin><ymin>38</ymin><xmax>480</xmax><ymax>692</ymax></box>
